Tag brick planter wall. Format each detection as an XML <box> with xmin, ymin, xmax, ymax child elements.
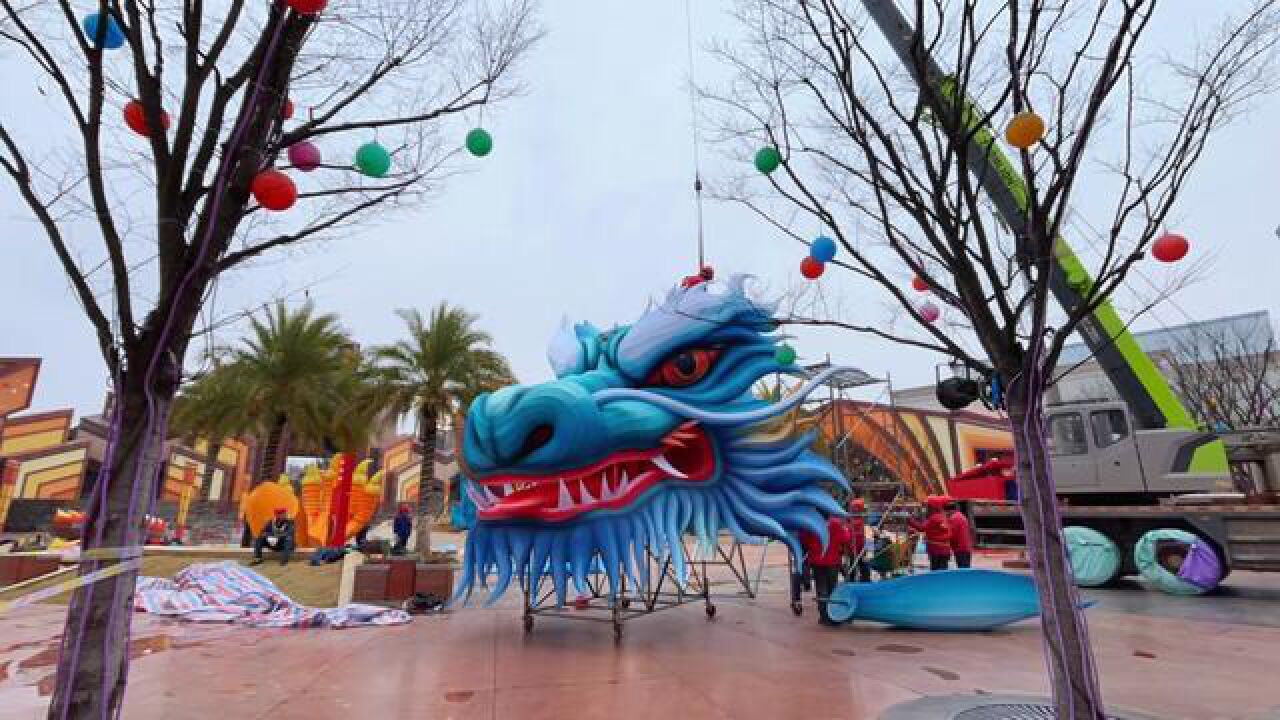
<box><xmin>351</xmin><ymin>559</ymin><xmax>455</xmax><ymax>604</ymax></box>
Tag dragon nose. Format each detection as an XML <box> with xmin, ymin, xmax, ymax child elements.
<box><xmin>516</xmin><ymin>423</ymin><xmax>555</xmax><ymax>461</ymax></box>
<box><xmin>463</xmin><ymin>382</ymin><xmax>604</xmax><ymax>475</ymax></box>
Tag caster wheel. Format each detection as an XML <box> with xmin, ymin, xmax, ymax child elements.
<box><xmin>523</xmin><ymin>615</ymin><xmax>534</xmax><ymax>633</ymax></box>
<box><xmin>791</xmin><ymin>601</ymin><xmax>803</xmax><ymax>616</ymax></box>
<box><xmin>621</xmin><ymin>597</ymin><xmax>631</xmax><ymax>609</ymax></box>
<box><xmin>613</xmin><ymin>624</ymin><xmax>623</xmax><ymax>642</ymax></box>
<box><xmin>705</xmin><ymin>604</ymin><xmax>717</xmax><ymax>618</ymax></box>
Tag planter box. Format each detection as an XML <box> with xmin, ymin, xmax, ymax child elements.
<box><xmin>414</xmin><ymin>564</ymin><xmax>455</xmax><ymax>599</ymax></box>
<box><xmin>352</xmin><ymin>563</ymin><xmax>389</xmax><ymax>603</ymax></box>
<box><xmin>0</xmin><ymin>554</ymin><xmax>61</xmax><ymax>588</ymax></box>
<box><xmin>385</xmin><ymin>558</ymin><xmax>417</xmax><ymax>602</ymax></box>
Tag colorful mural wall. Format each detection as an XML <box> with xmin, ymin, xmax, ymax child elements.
<box><xmin>0</xmin><ymin>359</ymin><xmax>88</xmax><ymax>506</ymax></box>
<box><xmin>815</xmin><ymin>400</ymin><xmax>1014</xmax><ymax>499</ymax></box>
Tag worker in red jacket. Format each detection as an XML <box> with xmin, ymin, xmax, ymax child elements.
<box><xmin>799</xmin><ymin>514</ymin><xmax>853</xmax><ymax>625</ymax></box>
<box><xmin>908</xmin><ymin>495</ymin><xmax>952</xmax><ymax>570</ymax></box>
<box><xmin>844</xmin><ymin>498</ymin><xmax>871</xmax><ymax>582</ymax></box>
<box><xmin>947</xmin><ymin>499</ymin><xmax>974</xmax><ymax>568</ymax></box>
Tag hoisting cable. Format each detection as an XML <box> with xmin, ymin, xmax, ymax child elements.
<box><xmin>684</xmin><ymin>0</ymin><xmax>707</xmax><ymax>272</ymax></box>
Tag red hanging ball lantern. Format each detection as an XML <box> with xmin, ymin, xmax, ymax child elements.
<box><xmin>251</xmin><ymin>169</ymin><xmax>297</xmax><ymax>211</ymax></box>
<box><xmin>800</xmin><ymin>257</ymin><xmax>825</xmax><ymax>280</ymax></box>
<box><xmin>1152</xmin><ymin>232</ymin><xmax>1189</xmax><ymax>263</ymax></box>
<box><xmin>286</xmin><ymin>0</ymin><xmax>327</xmax><ymax>14</ymax></box>
<box><xmin>123</xmin><ymin>99</ymin><xmax>170</xmax><ymax>137</ymax></box>
<box><xmin>282</xmin><ymin>98</ymin><xmax>295</xmax><ymax>120</ymax></box>
<box><xmin>911</xmin><ymin>275</ymin><xmax>929</xmax><ymax>292</ymax></box>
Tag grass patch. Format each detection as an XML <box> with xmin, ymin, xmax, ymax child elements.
<box><xmin>0</xmin><ymin>553</ymin><xmax>344</xmax><ymax>608</ymax></box>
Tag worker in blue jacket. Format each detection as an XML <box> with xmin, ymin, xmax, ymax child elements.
<box><xmin>392</xmin><ymin>503</ymin><xmax>413</xmax><ymax>555</ymax></box>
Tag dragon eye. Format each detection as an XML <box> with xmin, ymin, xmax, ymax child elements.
<box><xmin>647</xmin><ymin>347</ymin><xmax>721</xmax><ymax>388</ymax></box>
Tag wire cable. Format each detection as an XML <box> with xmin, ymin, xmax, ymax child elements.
<box><xmin>684</xmin><ymin>0</ymin><xmax>706</xmax><ymax>270</ymax></box>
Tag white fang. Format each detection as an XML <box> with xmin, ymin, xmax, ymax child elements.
<box><xmin>652</xmin><ymin>455</ymin><xmax>688</xmax><ymax>479</ymax></box>
<box><xmin>579</xmin><ymin>477</ymin><xmax>597</xmax><ymax>504</ymax></box>
<box><xmin>557</xmin><ymin>479</ymin><xmax>574</xmax><ymax>510</ymax></box>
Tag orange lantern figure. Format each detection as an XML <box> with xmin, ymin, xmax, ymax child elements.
<box><xmin>251</xmin><ymin>169</ymin><xmax>298</xmax><ymax>211</ymax></box>
<box><xmin>1005</xmin><ymin>111</ymin><xmax>1045</xmax><ymax>150</ymax></box>
<box><xmin>124</xmin><ymin>100</ymin><xmax>171</xmax><ymax>137</ymax></box>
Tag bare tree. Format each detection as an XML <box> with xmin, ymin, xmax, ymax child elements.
<box><xmin>1164</xmin><ymin>322</ymin><xmax>1280</xmax><ymax>429</ymax></box>
<box><xmin>0</xmin><ymin>1</ymin><xmax>538</xmax><ymax>716</ymax></box>
<box><xmin>704</xmin><ymin>1</ymin><xmax>1279</xmax><ymax>716</ymax></box>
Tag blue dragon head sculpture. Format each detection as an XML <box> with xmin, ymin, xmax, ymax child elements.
<box><xmin>456</xmin><ymin>275</ymin><xmax>849</xmax><ymax>606</ymax></box>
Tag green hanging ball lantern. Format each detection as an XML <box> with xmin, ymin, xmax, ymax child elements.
<box><xmin>466</xmin><ymin>127</ymin><xmax>493</xmax><ymax>157</ymax></box>
<box><xmin>755</xmin><ymin>146</ymin><xmax>782</xmax><ymax>174</ymax></box>
<box><xmin>775</xmin><ymin>344</ymin><xmax>797</xmax><ymax>366</ymax></box>
<box><xmin>355</xmin><ymin>141</ymin><xmax>391</xmax><ymax>178</ymax></box>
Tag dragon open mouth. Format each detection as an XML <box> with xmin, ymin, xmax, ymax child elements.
<box><xmin>468</xmin><ymin>421</ymin><xmax>714</xmax><ymax>522</ymax></box>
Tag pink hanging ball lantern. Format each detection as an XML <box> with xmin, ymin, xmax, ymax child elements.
<box><xmin>287</xmin><ymin>141</ymin><xmax>322</xmax><ymax>172</ymax></box>
<box><xmin>919</xmin><ymin>301</ymin><xmax>941</xmax><ymax>323</ymax></box>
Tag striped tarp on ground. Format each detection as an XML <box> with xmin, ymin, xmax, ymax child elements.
<box><xmin>134</xmin><ymin>560</ymin><xmax>410</xmax><ymax>628</ymax></box>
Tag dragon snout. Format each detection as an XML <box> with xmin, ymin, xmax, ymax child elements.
<box><xmin>464</xmin><ymin>381</ymin><xmax>608</xmax><ymax>475</ymax></box>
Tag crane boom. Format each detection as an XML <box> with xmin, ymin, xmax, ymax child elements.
<box><xmin>859</xmin><ymin>0</ymin><xmax>1226</xmax><ymax>473</ymax></box>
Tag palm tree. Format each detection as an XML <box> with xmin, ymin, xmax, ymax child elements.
<box><xmin>322</xmin><ymin>351</ymin><xmax>386</xmax><ymax>546</ymax></box>
<box><xmin>170</xmin><ymin>359</ymin><xmax>256</xmax><ymax>506</ymax></box>
<box><xmin>372</xmin><ymin>303</ymin><xmax>515</xmax><ymax>555</ymax></box>
<box><xmin>232</xmin><ymin>302</ymin><xmax>353</xmax><ymax>485</ymax></box>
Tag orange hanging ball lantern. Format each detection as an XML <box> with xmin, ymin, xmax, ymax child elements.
<box><xmin>1005</xmin><ymin>110</ymin><xmax>1045</xmax><ymax>150</ymax></box>
<box><xmin>911</xmin><ymin>275</ymin><xmax>929</xmax><ymax>292</ymax></box>
<box><xmin>251</xmin><ymin>169</ymin><xmax>297</xmax><ymax>211</ymax></box>
<box><xmin>1152</xmin><ymin>232</ymin><xmax>1189</xmax><ymax>263</ymax></box>
<box><xmin>123</xmin><ymin>99</ymin><xmax>171</xmax><ymax>137</ymax></box>
<box><xmin>800</xmin><ymin>256</ymin><xmax>825</xmax><ymax>280</ymax></box>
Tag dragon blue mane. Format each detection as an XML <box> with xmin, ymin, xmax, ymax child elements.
<box><xmin>456</xmin><ymin>275</ymin><xmax>849</xmax><ymax>606</ymax></box>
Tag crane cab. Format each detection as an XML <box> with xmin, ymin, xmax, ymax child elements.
<box><xmin>1047</xmin><ymin>399</ymin><xmax>1234</xmax><ymax>502</ymax></box>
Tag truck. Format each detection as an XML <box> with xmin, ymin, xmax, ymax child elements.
<box><xmin>861</xmin><ymin>0</ymin><xmax>1280</xmax><ymax>590</ymax></box>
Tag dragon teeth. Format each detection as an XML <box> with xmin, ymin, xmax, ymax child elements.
<box><xmin>482</xmin><ymin>485</ymin><xmax>499</xmax><ymax>504</ymax></box>
<box><xmin>503</xmin><ymin>483</ymin><xmax>514</xmax><ymax>496</ymax></box>
<box><xmin>618</xmin><ymin>470</ymin><xmax>630</xmax><ymax>492</ymax></box>
<box><xmin>601</xmin><ymin>471</ymin><xmax>617</xmax><ymax>501</ymax></box>
<box><xmin>652</xmin><ymin>454</ymin><xmax>687</xmax><ymax>479</ymax></box>
<box><xmin>557</xmin><ymin>479</ymin><xmax>573</xmax><ymax>510</ymax></box>
<box><xmin>578</xmin><ymin>477</ymin><xmax>597</xmax><ymax>504</ymax></box>
<box><xmin>469</xmin><ymin>483</ymin><xmax>493</xmax><ymax>509</ymax></box>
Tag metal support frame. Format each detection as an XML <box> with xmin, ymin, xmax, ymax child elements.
<box><xmin>517</xmin><ymin>537</ymin><xmax>788</xmax><ymax>641</ymax></box>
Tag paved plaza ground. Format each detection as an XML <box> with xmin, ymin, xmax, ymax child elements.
<box><xmin>2</xmin><ymin>542</ymin><xmax>1279</xmax><ymax>719</ymax></box>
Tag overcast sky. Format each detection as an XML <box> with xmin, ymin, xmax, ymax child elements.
<box><xmin>4</xmin><ymin>2</ymin><xmax>1278</xmax><ymax>420</ymax></box>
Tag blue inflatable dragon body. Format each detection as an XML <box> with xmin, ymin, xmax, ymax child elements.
<box><xmin>456</xmin><ymin>276</ymin><xmax>850</xmax><ymax>605</ymax></box>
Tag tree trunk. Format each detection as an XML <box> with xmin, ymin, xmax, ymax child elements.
<box><xmin>48</xmin><ymin>365</ymin><xmax>175</xmax><ymax>718</ymax></box>
<box><xmin>1006</xmin><ymin>363</ymin><xmax>1105</xmax><ymax>719</ymax></box>
<box><xmin>256</xmin><ymin>414</ymin><xmax>290</xmax><ymax>485</ymax></box>
<box><xmin>414</xmin><ymin>407</ymin><xmax>440</xmax><ymax>557</ymax></box>
<box><xmin>202</xmin><ymin>439</ymin><xmax>222</xmax><ymax>501</ymax></box>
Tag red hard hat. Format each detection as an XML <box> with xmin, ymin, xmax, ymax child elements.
<box><xmin>849</xmin><ymin>498</ymin><xmax>865</xmax><ymax>511</ymax></box>
<box><xmin>925</xmin><ymin>495</ymin><xmax>947</xmax><ymax>509</ymax></box>
<box><xmin>273</xmin><ymin>507</ymin><xmax>288</xmax><ymax>516</ymax></box>
<box><xmin>398</xmin><ymin>503</ymin><xmax>410</xmax><ymax>513</ymax></box>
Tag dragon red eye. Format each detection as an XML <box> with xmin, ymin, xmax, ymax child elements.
<box><xmin>647</xmin><ymin>347</ymin><xmax>721</xmax><ymax>387</ymax></box>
